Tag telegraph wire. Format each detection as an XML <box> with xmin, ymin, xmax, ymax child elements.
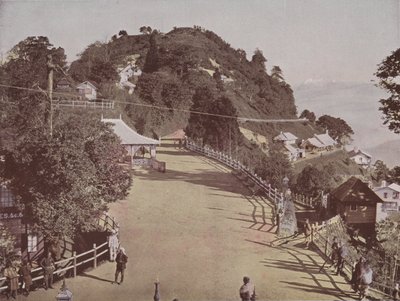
<box><xmin>0</xmin><ymin>83</ymin><xmax>307</xmax><ymax>123</ymax></box>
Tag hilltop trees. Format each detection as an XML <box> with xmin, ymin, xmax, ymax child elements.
<box><xmin>376</xmin><ymin>48</ymin><xmax>400</xmax><ymax>133</ymax></box>
<box><xmin>316</xmin><ymin>115</ymin><xmax>354</xmax><ymax>144</ymax></box>
<box><xmin>251</xmin><ymin>48</ymin><xmax>267</xmax><ymax>71</ymax></box>
<box><xmin>299</xmin><ymin>109</ymin><xmax>316</xmax><ymax>123</ymax></box>
<box><xmin>1</xmin><ymin>36</ymin><xmax>66</xmax><ymax>98</ymax></box>
<box><xmin>143</xmin><ymin>33</ymin><xmax>159</xmax><ymax>73</ymax></box>
<box><xmin>271</xmin><ymin>66</ymin><xmax>284</xmax><ymax>82</ymax></box>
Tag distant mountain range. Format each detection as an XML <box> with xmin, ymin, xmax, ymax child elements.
<box><xmin>294</xmin><ymin>81</ymin><xmax>400</xmax><ymax>167</ymax></box>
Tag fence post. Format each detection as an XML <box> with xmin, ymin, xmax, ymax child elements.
<box><xmin>324</xmin><ymin>238</ymin><xmax>328</xmax><ymax>255</ymax></box>
<box><xmin>93</xmin><ymin>243</ymin><xmax>97</xmax><ymax>268</ymax></box>
<box><xmin>73</xmin><ymin>251</ymin><xmax>77</xmax><ymax>278</ymax></box>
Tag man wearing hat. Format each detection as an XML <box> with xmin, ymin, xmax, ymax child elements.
<box><xmin>239</xmin><ymin>276</ymin><xmax>256</xmax><ymax>301</ymax></box>
<box><xmin>114</xmin><ymin>247</ymin><xmax>128</xmax><ymax>285</ymax></box>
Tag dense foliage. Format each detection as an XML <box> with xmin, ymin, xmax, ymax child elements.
<box><xmin>376</xmin><ymin>48</ymin><xmax>400</xmax><ymax>133</ymax></box>
<box><xmin>0</xmin><ymin>37</ymin><xmax>132</xmax><ymax>242</ymax></box>
<box><xmin>299</xmin><ymin>109</ymin><xmax>316</xmax><ymax>123</ymax></box>
<box><xmin>293</xmin><ymin>164</ymin><xmax>336</xmax><ymax>197</ymax></box>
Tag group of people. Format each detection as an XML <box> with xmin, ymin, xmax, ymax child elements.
<box><xmin>2</xmin><ymin>251</ymin><xmax>56</xmax><ymax>299</ymax></box>
<box><xmin>329</xmin><ymin>236</ymin><xmax>375</xmax><ymax>299</ymax></box>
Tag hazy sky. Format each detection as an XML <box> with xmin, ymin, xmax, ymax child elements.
<box><xmin>0</xmin><ymin>0</ymin><xmax>399</xmax><ymax>85</ymax></box>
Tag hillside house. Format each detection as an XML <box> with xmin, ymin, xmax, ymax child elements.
<box><xmin>301</xmin><ymin>132</ymin><xmax>336</xmax><ymax>152</ymax></box>
<box><xmin>56</xmin><ymin>78</ymin><xmax>72</xmax><ymax>90</ymax></box>
<box><xmin>348</xmin><ymin>147</ymin><xmax>372</xmax><ymax>169</ymax></box>
<box><xmin>329</xmin><ymin>176</ymin><xmax>382</xmax><ymax>235</ymax></box>
<box><xmin>274</xmin><ymin>131</ymin><xmax>298</xmax><ymax>145</ymax></box>
<box><xmin>76</xmin><ymin>81</ymin><xmax>97</xmax><ymax>100</ymax></box>
<box><xmin>374</xmin><ymin>181</ymin><xmax>400</xmax><ymax>221</ymax></box>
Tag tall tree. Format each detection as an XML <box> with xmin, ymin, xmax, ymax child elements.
<box><xmin>299</xmin><ymin>109</ymin><xmax>316</xmax><ymax>123</ymax></box>
<box><xmin>373</xmin><ymin>160</ymin><xmax>390</xmax><ymax>183</ymax></box>
<box><xmin>376</xmin><ymin>48</ymin><xmax>400</xmax><ymax>133</ymax></box>
<box><xmin>294</xmin><ymin>165</ymin><xmax>335</xmax><ymax>198</ymax></box>
<box><xmin>143</xmin><ymin>33</ymin><xmax>159</xmax><ymax>73</ymax></box>
<box><xmin>2</xmin><ymin>112</ymin><xmax>131</xmax><ymax>241</ymax></box>
<box><xmin>251</xmin><ymin>48</ymin><xmax>267</xmax><ymax>71</ymax></box>
<box><xmin>271</xmin><ymin>65</ymin><xmax>284</xmax><ymax>81</ymax></box>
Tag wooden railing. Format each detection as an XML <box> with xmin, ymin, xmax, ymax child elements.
<box><xmin>0</xmin><ymin>213</ymin><xmax>119</xmax><ymax>292</ymax></box>
<box><xmin>54</xmin><ymin>99</ymin><xmax>114</xmax><ymax>110</ymax></box>
<box><xmin>186</xmin><ymin>141</ymin><xmax>283</xmax><ymax>206</ymax></box>
<box><xmin>311</xmin><ymin>215</ymin><xmax>397</xmax><ymax>298</ymax></box>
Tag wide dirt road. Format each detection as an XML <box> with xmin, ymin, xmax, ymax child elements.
<box><xmin>29</xmin><ymin>146</ymin><xmax>358</xmax><ymax>301</ymax></box>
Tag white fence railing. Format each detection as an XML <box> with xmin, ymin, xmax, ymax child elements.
<box><xmin>54</xmin><ymin>99</ymin><xmax>114</xmax><ymax>110</ymax></box>
<box><xmin>186</xmin><ymin>141</ymin><xmax>317</xmax><ymax>210</ymax></box>
<box><xmin>0</xmin><ymin>213</ymin><xmax>118</xmax><ymax>292</ymax></box>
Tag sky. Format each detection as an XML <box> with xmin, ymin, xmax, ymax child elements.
<box><xmin>0</xmin><ymin>0</ymin><xmax>399</xmax><ymax>85</ymax></box>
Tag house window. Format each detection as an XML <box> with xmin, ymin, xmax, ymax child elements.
<box><xmin>27</xmin><ymin>234</ymin><xmax>38</xmax><ymax>253</ymax></box>
<box><xmin>383</xmin><ymin>192</ymin><xmax>388</xmax><ymax>199</ymax></box>
<box><xmin>0</xmin><ymin>185</ymin><xmax>15</xmax><ymax>208</ymax></box>
<box><xmin>350</xmin><ymin>204</ymin><xmax>357</xmax><ymax>211</ymax></box>
<box><xmin>383</xmin><ymin>202</ymin><xmax>398</xmax><ymax>211</ymax></box>
<box><xmin>393</xmin><ymin>192</ymin><xmax>399</xmax><ymax>199</ymax></box>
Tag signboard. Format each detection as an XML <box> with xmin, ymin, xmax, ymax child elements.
<box><xmin>0</xmin><ymin>212</ymin><xmax>23</xmax><ymax>220</ymax></box>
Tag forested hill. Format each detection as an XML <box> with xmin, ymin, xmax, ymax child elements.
<box><xmin>69</xmin><ymin>27</ymin><xmax>297</xmax><ymax>137</ymax></box>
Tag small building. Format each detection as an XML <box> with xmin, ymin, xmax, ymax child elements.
<box><xmin>56</xmin><ymin>78</ymin><xmax>73</xmax><ymax>90</ymax></box>
<box><xmin>329</xmin><ymin>176</ymin><xmax>382</xmax><ymax>235</ymax></box>
<box><xmin>284</xmin><ymin>143</ymin><xmax>306</xmax><ymax>161</ymax></box>
<box><xmin>274</xmin><ymin>131</ymin><xmax>298</xmax><ymax>145</ymax></box>
<box><xmin>101</xmin><ymin>117</ymin><xmax>160</xmax><ymax>166</ymax></box>
<box><xmin>161</xmin><ymin>129</ymin><xmax>186</xmax><ymax>141</ymax></box>
<box><xmin>76</xmin><ymin>81</ymin><xmax>97</xmax><ymax>100</ymax></box>
<box><xmin>348</xmin><ymin>147</ymin><xmax>372</xmax><ymax>169</ymax></box>
<box><xmin>301</xmin><ymin>132</ymin><xmax>336</xmax><ymax>152</ymax></box>
<box><xmin>374</xmin><ymin>181</ymin><xmax>400</xmax><ymax>222</ymax></box>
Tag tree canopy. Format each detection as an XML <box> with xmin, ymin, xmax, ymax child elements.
<box><xmin>185</xmin><ymin>87</ymin><xmax>242</xmax><ymax>152</ymax></box>
<box><xmin>0</xmin><ymin>37</ymin><xmax>131</xmax><ymax>242</ymax></box>
<box><xmin>376</xmin><ymin>48</ymin><xmax>400</xmax><ymax>133</ymax></box>
<box><xmin>293</xmin><ymin>164</ymin><xmax>335</xmax><ymax>198</ymax></box>
<box><xmin>316</xmin><ymin>114</ymin><xmax>354</xmax><ymax>144</ymax></box>
<box><xmin>299</xmin><ymin>109</ymin><xmax>316</xmax><ymax>123</ymax></box>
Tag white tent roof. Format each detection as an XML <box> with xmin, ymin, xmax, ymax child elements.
<box><xmin>102</xmin><ymin>118</ymin><xmax>159</xmax><ymax>145</ymax></box>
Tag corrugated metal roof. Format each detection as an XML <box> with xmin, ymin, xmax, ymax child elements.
<box><xmin>314</xmin><ymin>133</ymin><xmax>336</xmax><ymax>146</ymax></box>
<box><xmin>331</xmin><ymin>176</ymin><xmax>383</xmax><ymax>204</ymax></box>
<box><xmin>307</xmin><ymin>137</ymin><xmax>325</xmax><ymax>148</ymax></box>
<box><xmin>274</xmin><ymin>131</ymin><xmax>298</xmax><ymax>141</ymax></box>
<box><xmin>102</xmin><ymin>118</ymin><xmax>159</xmax><ymax>145</ymax></box>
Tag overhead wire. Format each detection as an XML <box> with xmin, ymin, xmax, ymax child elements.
<box><xmin>0</xmin><ymin>82</ymin><xmax>307</xmax><ymax>123</ymax></box>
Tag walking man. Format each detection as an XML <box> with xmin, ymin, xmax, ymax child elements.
<box><xmin>239</xmin><ymin>276</ymin><xmax>256</xmax><ymax>301</ymax></box>
<box><xmin>304</xmin><ymin>219</ymin><xmax>312</xmax><ymax>249</ymax></box>
<box><xmin>19</xmin><ymin>260</ymin><xmax>33</xmax><ymax>295</ymax></box>
<box><xmin>40</xmin><ymin>252</ymin><xmax>55</xmax><ymax>290</ymax></box>
<box><xmin>114</xmin><ymin>247</ymin><xmax>128</xmax><ymax>284</ymax></box>
<box><xmin>336</xmin><ymin>242</ymin><xmax>348</xmax><ymax>276</ymax></box>
<box><xmin>3</xmin><ymin>261</ymin><xmax>19</xmax><ymax>299</ymax></box>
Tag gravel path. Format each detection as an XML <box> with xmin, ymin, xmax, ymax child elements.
<box><xmin>25</xmin><ymin>146</ymin><xmax>358</xmax><ymax>301</ymax></box>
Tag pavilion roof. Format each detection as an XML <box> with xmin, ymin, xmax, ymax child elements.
<box><xmin>102</xmin><ymin>118</ymin><xmax>159</xmax><ymax>145</ymax></box>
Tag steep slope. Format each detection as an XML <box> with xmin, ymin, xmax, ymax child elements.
<box><xmin>69</xmin><ymin>27</ymin><xmax>299</xmax><ymax>138</ymax></box>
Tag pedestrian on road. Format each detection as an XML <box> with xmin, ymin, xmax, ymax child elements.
<box><xmin>330</xmin><ymin>236</ymin><xmax>339</xmax><ymax>266</ymax></box>
<box><xmin>108</xmin><ymin>229</ymin><xmax>119</xmax><ymax>262</ymax></box>
<box><xmin>351</xmin><ymin>256</ymin><xmax>365</xmax><ymax>292</ymax></box>
<box><xmin>3</xmin><ymin>261</ymin><xmax>19</xmax><ymax>299</ymax></box>
<box><xmin>19</xmin><ymin>260</ymin><xmax>33</xmax><ymax>296</ymax></box>
<box><xmin>114</xmin><ymin>247</ymin><xmax>128</xmax><ymax>285</ymax></box>
<box><xmin>304</xmin><ymin>219</ymin><xmax>312</xmax><ymax>249</ymax></box>
<box><xmin>239</xmin><ymin>276</ymin><xmax>256</xmax><ymax>301</ymax></box>
<box><xmin>335</xmin><ymin>242</ymin><xmax>348</xmax><ymax>276</ymax></box>
<box><xmin>358</xmin><ymin>262</ymin><xmax>373</xmax><ymax>300</ymax></box>
<box><xmin>40</xmin><ymin>252</ymin><xmax>55</xmax><ymax>290</ymax></box>
<box><xmin>275</xmin><ymin>207</ymin><xmax>284</xmax><ymax>234</ymax></box>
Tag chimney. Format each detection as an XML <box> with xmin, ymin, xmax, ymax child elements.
<box><xmin>353</xmin><ymin>146</ymin><xmax>359</xmax><ymax>153</ymax></box>
<box><xmin>381</xmin><ymin>180</ymin><xmax>387</xmax><ymax>188</ymax></box>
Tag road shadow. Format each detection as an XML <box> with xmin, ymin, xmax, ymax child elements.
<box><xmin>80</xmin><ymin>272</ymin><xmax>114</xmax><ymax>284</ymax></box>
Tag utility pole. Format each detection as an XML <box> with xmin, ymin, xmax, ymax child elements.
<box><xmin>47</xmin><ymin>54</ymin><xmax>54</xmax><ymax>137</ymax></box>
